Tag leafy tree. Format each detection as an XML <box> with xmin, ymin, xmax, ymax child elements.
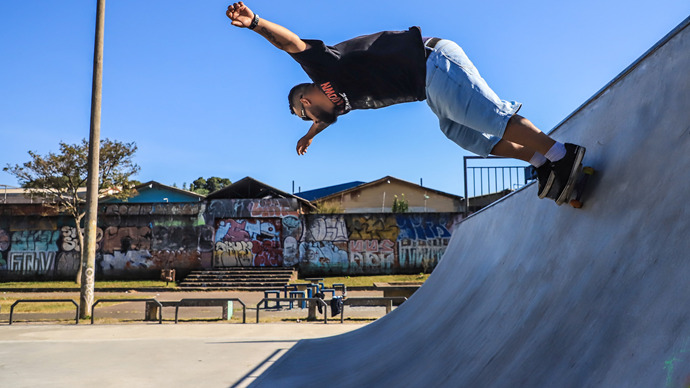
<box><xmin>3</xmin><ymin>138</ymin><xmax>140</xmax><ymax>282</ymax></box>
<box><xmin>191</xmin><ymin>176</ymin><xmax>231</xmax><ymax>195</ymax></box>
<box><xmin>191</xmin><ymin>177</ymin><xmax>207</xmax><ymax>194</ymax></box>
<box><xmin>206</xmin><ymin>177</ymin><xmax>231</xmax><ymax>192</ymax></box>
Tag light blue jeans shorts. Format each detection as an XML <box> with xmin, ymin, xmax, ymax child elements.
<box><xmin>425</xmin><ymin>39</ymin><xmax>522</xmax><ymax>157</ymax></box>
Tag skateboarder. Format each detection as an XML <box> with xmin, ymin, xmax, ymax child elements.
<box><xmin>226</xmin><ymin>2</ymin><xmax>585</xmax><ymax>202</ymax></box>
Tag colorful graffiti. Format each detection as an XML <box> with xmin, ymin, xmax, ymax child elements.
<box><xmin>100</xmin><ymin>224</ymin><xmax>207</xmax><ymax>274</ymax></box>
<box><xmin>7</xmin><ymin>251</ymin><xmax>55</xmax><ymax>274</ymax></box>
<box><xmin>282</xmin><ymin>216</ymin><xmax>303</xmax><ymax>266</ymax></box>
<box><xmin>349</xmin><ymin>239</ymin><xmax>396</xmax><ymax>272</ymax></box>
<box><xmin>10</xmin><ymin>230</ymin><xmax>60</xmax><ymax>252</ymax></box>
<box><xmin>396</xmin><ymin>215</ymin><xmax>453</xmax><ymax>270</ymax></box>
<box><xmin>299</xmin><ymin>241</ymin><xmax>349</xmax><ymax>270</ymax></box>
<box><xmin>0</xmin><ymin>198</ymin><xmax>462</xmax><ymax>279</ymax></box>
<box><xmin>0</xmin><ymin>217</ymin><xmax>210</xmax><ymax>279</ymax></box>
<box><xmin>5</xmin><ymin>230</ymin><xmax>60</xmax><ymax>274</ymax></box>
<box><xmin>346</xmin><ymin>214</ymin><xmax>399</xmax><ymax>240</ymax></box>
<box><xmin>214</xmin><ymin>218</ymin><xmax>283</xmax><ymax>267</ymax></box>
<box><xmin>0</xmin><ymin>229</ymin><xmax>9</xmax><ymax>250</ymax></box>
<box><xmin>56</xmin><ymin>226</ymin><xmax>103</xmax><ymax>277</ymax></box>
<box><xmin>0</xmin><ymin>229</ymin><xmax>10</xmax><ymax>270</ymax></box>
<box><xmin>296</xmin><ymin>213</ymin><xmax>461</xmax><ymax>275</ymax></box>
<box><xmin>249</xmin><ymin>199</ymin><xmax>300</xmax><ymax>218</ymax></box>
<box><xmin>305</xmin><ymin>215</ymin><xmax>348</xmax><ymax>242</ymax></box>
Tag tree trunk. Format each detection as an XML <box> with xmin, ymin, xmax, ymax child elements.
<box><xmin>74</xmin><ymin>217</ymin><xmax>84</xmax><ymax>285</ymax></box>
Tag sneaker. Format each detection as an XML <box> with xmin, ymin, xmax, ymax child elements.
<box><xmin>536</xmin><ymin>163</ymin><xmax>555</xmax><ymax>199</ymax></box>
<box><xmin>549</xmin><ymin>143</ymin><xmax>586</xmax><ymax>205</ymax></box>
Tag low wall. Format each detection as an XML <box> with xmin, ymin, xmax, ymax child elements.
<box><xmin>0</xmin><ymin>200</ymin><xmax>462</xmax><ymax>280</ymax></box>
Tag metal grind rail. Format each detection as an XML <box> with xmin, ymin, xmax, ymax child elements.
<box><xmin>339</xmin><ymin>297</ymin><xmax>408</xmax><ymax>323</ymax></box>
<box><xmin>9</xmin><ymin>299</ymin><xmax>80</xmax><ymax>325</ymax></box>
<box><xmin>174</xmin><ymin>298</ymin><xmax>247</xmax><ymax>324</ymax></box>
<box><xmin>91</xmin><ymin>298</ymin><xmax>162</xmax><ymax>324</ymax></box>
<box><xmin>255</xmin><ymin>298</ymin><xmax>329</xmax><ymax>324</ymax></box>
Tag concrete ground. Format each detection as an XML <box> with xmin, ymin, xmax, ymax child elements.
<box><xmin>0</xmin><ymin>289</ymin><xmax>384</xmax><ymax>387</ymax></box>
<box><xmin>0</xmin><ymin>323</ymin><xmax>366</xmax><ymax>388</ymax></box>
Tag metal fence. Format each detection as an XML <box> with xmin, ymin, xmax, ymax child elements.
<box><xmin>463</xmin><ymin>156</ymin><xmax>533</xmax><ymax>215</ymax></box>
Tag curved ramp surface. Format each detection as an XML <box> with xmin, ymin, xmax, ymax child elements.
<box><xmin>249</xmin><ymin>17</ymin><xmax>690</xmax><ymax>388</ymax></box>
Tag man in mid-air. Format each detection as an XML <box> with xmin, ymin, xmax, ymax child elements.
<box><xmin>226</xmin><ymin>2</ymin><xmax>585</xmax><ymax>204</ymax></box>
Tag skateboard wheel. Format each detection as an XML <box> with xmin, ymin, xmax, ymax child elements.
<box><xmin>569</xmin><ymin>199</ymin><xmax>583</xmax><ymax>208</ymax></box>
<box><xmin>583</xmin><ymin>166</ymin><xmax>595</xmax><ymax>175</ymax></box>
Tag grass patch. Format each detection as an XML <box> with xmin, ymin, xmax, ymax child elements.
<box><xmin>1</xmin><ymin>274</ymin><xmax>430</xmax><ymax>290</ymax></box>
<box><xmin>1</xmin><ymin>300</ymin><xmax>79</xmax><ymax>314</ymax></box>
<box><xmin>0</xmin><ymin>295</ymin><xmax>153</xmax><ymax>314</ymax></box>
<box><xmin>295</xmin><ymin>274</ymin><xmax>430</xmax><ymax>287</ymax></box>
<box><xmin>9</xmin><ymin>317</ymin><xmax>78</xmax><ymax>324</ymax></box>
<box><xmin>0</xmin><ymin>280</ymin><xmax>176</xmax><ymax>289</ymax></box>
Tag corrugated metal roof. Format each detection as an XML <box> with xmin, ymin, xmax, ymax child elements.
<box><xmin>294</xmin><ymin>181</ymin><xmax>366</xmax><ymax>201</ymax></box>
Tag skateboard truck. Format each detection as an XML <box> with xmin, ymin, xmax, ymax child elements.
<box><xmin>568</xmin><ymin>166</ymin><xmax>595</xmax><ymax>208</ymax></box>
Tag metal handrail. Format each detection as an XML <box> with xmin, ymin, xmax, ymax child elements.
<box><xmin>174</xmin><ymin>298</ymin><xmax>246</xmax><ymax>324</ymax></box>
<box><xmin>91</xmin><ymin>298</ymin><xmax>162</xmax><ymax>324</ymax></box>
<box><xmin>255</xmin><ymin>298</ymin><xmax>328</xmax><ymax>324</ymax></box>
<box><xmin>9</xmin><ymin>299</ymin><xmax>79</xmax><ymax>325</ymax></box>
<box><xmin>463</xmin><ymin>156</ymin><xmax>529</xmax><ymax>217</ymax></box>
<box><xmin>338</xmin><ymin>297</ymin><xmax>407</xmax><ymax>323</ymax></box>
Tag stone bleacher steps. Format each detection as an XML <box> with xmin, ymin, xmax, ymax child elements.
<box><xmin>178</xmin><ymin>267</ymin><xmax>297</xmax><ymax>291</ymax></box>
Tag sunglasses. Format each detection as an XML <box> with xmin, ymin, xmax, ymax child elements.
<box><xmin>298</xmin><ymin>95</ymin><xmax>309</xmax><ymax>121</ymax></box>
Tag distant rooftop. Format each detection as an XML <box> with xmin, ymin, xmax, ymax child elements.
<box><xmin>295</xmin><ymin>181</ymin><xmax>366</xmax><ymax>201</ymax></box>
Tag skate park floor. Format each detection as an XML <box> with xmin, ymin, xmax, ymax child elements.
<box><xmin>0</xmin><ymin>289</ymin><xmax>382</xmax><ymax>387</ymax></box>
<box><xmin>0</xmin><ymin>322</ymin><xmax>366</xmax><ymax>388</ymax></box>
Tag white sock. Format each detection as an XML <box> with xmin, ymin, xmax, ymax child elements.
<box><xmin>544</xmin><ymin>142</ymin><xmax>566</xmax><ymax>162</ymax></box>
<box><xmin>529</xmin><ymin>152</ymin><xmax>547</xmax><ymax>168</ymax></box>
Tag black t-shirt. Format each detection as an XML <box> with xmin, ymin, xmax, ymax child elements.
<box><xmin>289</xmin><ymin>27</ymin><xmax>427</xmax><ymax>113</ymax></box>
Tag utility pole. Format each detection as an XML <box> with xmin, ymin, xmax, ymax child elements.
<box><xmin>80</xmin><ymin>0</ymin><xmax>105</xmax><ymax>319</ymax></box>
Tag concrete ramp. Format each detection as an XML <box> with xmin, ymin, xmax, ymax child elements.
<box><xmin>249</xmin><ymin>16</ymin><xmax>690</xmax><ymax>387</ymax></box>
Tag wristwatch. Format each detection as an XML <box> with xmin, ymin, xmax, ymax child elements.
<box><xmin>249</xmin><ymin>14</ymin><xmax>259</xmax><ymax>30</ymax></box>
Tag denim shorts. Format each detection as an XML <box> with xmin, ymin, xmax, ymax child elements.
<box><xmin>425</xmin><ymin>39</ymin><xmax>522</xmax><ymax>157</ymax></box>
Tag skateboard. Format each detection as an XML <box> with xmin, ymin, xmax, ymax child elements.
<box><xmin>550</xmin><ymin>164</ymin><xmax>595</xmax><ymax>208</ymax></box>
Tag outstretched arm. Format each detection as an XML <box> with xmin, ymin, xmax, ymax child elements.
<box><xmin>296</xmin><ymin>121</ymin><xmax>330</xmax><ymax>155</ymax></box>
<box><xmin>226</xmin><ymin>2</ymin><xmax>309</xmax><ymax>54</ymax></box>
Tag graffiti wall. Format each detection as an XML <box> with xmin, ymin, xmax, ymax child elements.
<box><xmin>298</xmin><ymin>213</ymin><xmax>461</xmax><ymax>275</ymax></box>
<box><xmin>205</xmin><ymin>199</ymin><xmax>300</xmax><ymax>269</ymax></box>
<box><xmin>0</xmin><ymin>203</ymin><xmax>215</xmax><ymax>280</ymax></box>
<box><xmin>0</xmin><ymin>198</ymin><xmax>461</xmax><ymax>279</ymax></box>
<box><xmin>213</xmin><ymin>218</ymin><xmax>283</xmax><ymax>267</ymax></box>
<box><xmin>0</xmin><ymin>229</ymin><xmax>60</xmax><ymax>275</ymax></box>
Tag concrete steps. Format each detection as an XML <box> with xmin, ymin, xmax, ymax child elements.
<box><xmin>178</xmin><ymin>267</ymin><xmax>297</xmax><ymax>291</ymax></box>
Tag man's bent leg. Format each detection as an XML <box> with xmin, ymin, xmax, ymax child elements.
<box><xmin>502</xmin><ymin>114</ymin><xmax>556</xmax><ymax>156</ymax></box>
<box><xmin>489</xmin><ymin>139</ymin><xmax>535</xmax><ymax>163</ymax></box>
<box><xmin>437</xmin><ymin>118</ymin><xmax>502</xmax><ymax>157</ymax></box>
<box><xmin>425</xmin><ymin>40</ymin><xmax>521</xmax><ymax>141</ymax></box>
<box><xmin>491</xmin><ymin>139</ymin><xmax>556</xmax><ymax>199</ymax></box>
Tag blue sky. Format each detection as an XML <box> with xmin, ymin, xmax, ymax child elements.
<box><xmin>1</xmin><ymin>1</ymin><xmax>688</xmax><ymax>196</ymax></box>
